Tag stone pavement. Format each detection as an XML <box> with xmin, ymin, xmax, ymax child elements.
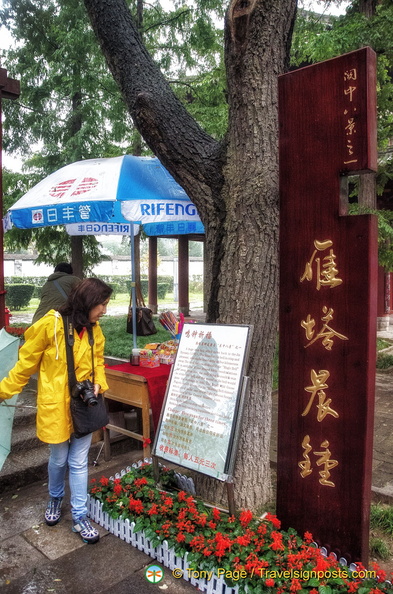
<box><xmin>0</xmin><ymin>450</ymin><xmax>198</xmax><ymax>593</ymax></box>
<box><xmin>1</xmin><ymin>322</ymin><xmax>392</xmax><ymax>592</ymax></box>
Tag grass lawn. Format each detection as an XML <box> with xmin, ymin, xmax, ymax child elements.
<box><xmin>7</xmin><ymin>295</ymin><xmax>393</xmax><ymax>369</ymax></box>
<box><xmin>100</xmin><ymin>314</ymin><xmax>173</xmax><ymax>359</ymax></box>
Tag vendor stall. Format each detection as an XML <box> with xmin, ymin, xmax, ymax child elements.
<box><xmin>104</xmin><ymin>363</ymin><xmax>171</xmax><ymax>458</ymax></box>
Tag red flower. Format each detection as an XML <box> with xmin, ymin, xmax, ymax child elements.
<box><xmin>236</xmin><ymin>535</ymin><xmax>251</xmax><ymax>546</ymax></box>
<box><xmin>148</xmin><ymin>503</ymin><xmax>159</xmax><ymax>516</ymax></box>
<box><xmin>315</xmin><ymin>555</ymin><xmax>330</xmax><ymax>573</ymax></box>
<box><xmin>270</xmin><ymin>531</ymin><xmax>285</xmax><ymax>551</ymax></box>
<box><xmin>265</xmin><ymin>512</ymin><xmax>281</xmax><ymax>528</ymax></box>
<box><xmin>265</xmin><ymin>578</ymin><xmax>275</xmax><ymax>587</ymax></box>
<box><xmin>114</xmin><ymin>484</ymin><xmax>123</xmax><ymax>496</ymax></box>
<box><xmin>189</xmin><ymin>534</ymin><xmax>206</xmax><ymax>552</ymax></box>
<box><xmin>143</xmin><ymin>437</ymin><xmax>151</xmax><ymax>448</ymax></box>
<box><xmin>194</xmin><ymin>513</ymin><xmax>207</xmax><ymax>527</ymax></box>
<box><xmin>100</xmin><ymin>476</ymin><xmax>109</xmax><ymax>486</ymax></box>
<box><xmin>289</xmin><ymin>578</ymin><xmax>302</xmax><ymax>592</ymax></box>
<box><xmin>371</xmin><ymin>562</ymin><xmax>387</xmax><ymax>583</ymax></box>
<box><xmin>212</xmin><ymin>507</ymin><xmax>221</xmax><ymax>521</ymax></box>
<box><xmin>129</xmin><ymin>497</ymin><xmax>144</xmax><ymax>514</ymax></box>
<box><xmin>176</xmin><ymin>532</ymin><xmax>186</xmax><ymax>542</ymax></box>
<box><xmin>134</xmin><ymin>477</ymin><xmax>148</xmax><ymax>488</ymax></box>
<box><xmin>239</xmin><ymin>509</ymin><xmax>253</xmax><ymax>527</ymax></box>
<box><xmin>304</xmin><ymin>531</ymin><xmax>313</xmax><ymax>543</ymax></box>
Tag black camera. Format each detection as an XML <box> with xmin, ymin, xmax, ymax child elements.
<box><xmin>71</xmin><ymin>379</ymin><xmax>97</xmax><ymax>407</ymax></box>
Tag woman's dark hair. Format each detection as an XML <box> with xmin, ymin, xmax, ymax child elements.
<box><xmin>58</xmin><ymin>278</ymin><xmax>112</xmax><ymax>329</ymax></box>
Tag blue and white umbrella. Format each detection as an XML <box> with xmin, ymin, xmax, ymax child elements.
<box><xmin>4</xmin><ymin>155</ymin><xmax>204</xmax><ymax>236</ymax></box>
<box><xmin>4</xmin><ymin>155</ymin><xmax>204</xmax><ymax>349</ymax></box>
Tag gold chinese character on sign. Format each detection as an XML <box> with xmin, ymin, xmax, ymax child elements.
<box><xmin>302</xmin><ymin>369</ymin><xmax>339</xmax><ymax>421</ymax></box>
<box><xmin>344</xmin><ymin>68</ymin><xmax>357</xmax><ymax>82</ymax></box>
<box><xmin>301</xmin><ymin>306</ymin><xmax>348</xmax><ymax>350</ymax></box>
<box><xmin>300</xmin><ymin>240</ymin><xmax>343</xmax><ymax>290</ymax></box>
<box><xmin>298</xmin><ymin>436</ymin><xmax>338</xmax><ymax>487</ymax></box>
<box><xmin>344</xmin><ymin>86</ymin><xmax>356</xmax><ymax>101</ymax></box>
<box><xmin>299</xmin><ymin>435</ymin><xmax>312</xmax><ymax>478</ymax></box>
<box><xmin>314</xmin><ymin>440</ymin><xmax>338</xmax><ymax>487</ymax></box>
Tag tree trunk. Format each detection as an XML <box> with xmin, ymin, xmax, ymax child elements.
<box><xmin>83</xmin><ymin>0</ymin><xmax>297</xmax><ymax>509</ymax></box>
<box><xmin>359</xmin><ymin>0</ymin><xmax>378</xmax><ymax>18</ymax></box>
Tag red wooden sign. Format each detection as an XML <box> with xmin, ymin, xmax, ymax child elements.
<box><xmin>0</xmin><ymin>67</ymin><xmax>20</xmax><ymax>330</ymax></box>
<box><xmin>277</xmin><ymin>48</ymin><xmax>378</xmax><ymax>563</ymax></box>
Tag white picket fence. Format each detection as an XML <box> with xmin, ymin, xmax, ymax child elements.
<box><xmin>87</xmin><ymin>494</ymin><xmax>239</xmax><ymax>594</ymax></box>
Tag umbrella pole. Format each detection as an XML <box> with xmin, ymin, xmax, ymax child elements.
<box><xmin>130</xmin><ymin>225</ymin><xmax>137</xmax><ymax>350</ymax></box>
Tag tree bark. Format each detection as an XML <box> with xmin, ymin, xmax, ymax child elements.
<box><xmin>83</xmin><ymin>0</ymin><xmax>297</xmax><ymax>509</ymax></box>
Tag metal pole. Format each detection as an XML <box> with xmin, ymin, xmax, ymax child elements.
<box><xmin>130</xmin><ymin>224</ymin><xmax>137</xmax><ymax>349</ymax></box>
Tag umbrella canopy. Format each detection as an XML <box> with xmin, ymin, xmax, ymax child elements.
<box><xmin>3</xmin><ymin>155</ymin><xmax>204</xmax><ymax>350</ymax></box>
<box><xmin>0</xmin><ymin>328</ymin><xmax>21</xmax><ymax>471</ymax></box>
<box><xmin>4</xmin><ymin>155</ymin><xmax>204</xmax><ymax>235</ymax></box>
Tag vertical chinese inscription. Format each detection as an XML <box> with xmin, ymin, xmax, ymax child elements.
<box><xmin>343</xmin><ymin>67</ymin><xmax>358</xmax><ymax>166</ymax></box>
<box><xmin>298</xmin><ymin>239</ymin><xmax>342</xmax><ymax>487</ymax></box>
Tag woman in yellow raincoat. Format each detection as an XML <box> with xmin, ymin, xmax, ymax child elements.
<box><xmin>0</xmin><ymin>278</ymin><xmax>112</xmax><ymax>544</ymax></box>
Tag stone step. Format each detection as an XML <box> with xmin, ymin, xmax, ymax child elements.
<box><xmin>7</xmin><ymin>380</ymin><xmax>37</xmax><ymax>428</ymax></box>
<box><xmin>0</xmin><ymin>445</ymin><xmax>50</xmax><ymax>494</ymax></box>
<box><xmin>10</xmin><ymin>423</ymin><xmax>42</xmax><ymax>453</ymax></box>
<box><xmin>0</xmin><ymin>434</ymin><xmax>142</xmax><ymax>494</ymax></box>
<box><xmin>0</xmin><ymin>371</ymin><xmax>143</xmax><ymax>494</ymax></box>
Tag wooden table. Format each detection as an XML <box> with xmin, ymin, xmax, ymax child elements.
<box><xmin>104</xmin><ymin>363</ymin><xmax>171</xmax><ymax>459</ymax></box>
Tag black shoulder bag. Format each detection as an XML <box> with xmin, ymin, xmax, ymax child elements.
<box><xmin>126</xmin><ymin>283</ymin><xmax>157</xmax><ymax>336</ymax></box>
<box><xmin>63</xmin><ymin>316</ymin><xmax>109</xmax><ymax>439</ymax></box>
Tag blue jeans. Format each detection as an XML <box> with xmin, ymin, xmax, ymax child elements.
<box><xmin>48</xmin><ymin>433</ymin><xmax>92</xmax><ymax>521</ymax></box>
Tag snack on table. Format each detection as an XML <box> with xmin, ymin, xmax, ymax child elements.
<box><xmin>139</xmin><ymin>348</ymin><xmax>160</xmax><ymax>368</ymax></box>
<box><xmin>144</xmin><ymin>343</ymin><xmax>160</xmax><ymax>350</ymax></box>
<box><xmin>157</xmin><ymin>339</ymin><xmax>179</xmax><ymax>364</ymax></box>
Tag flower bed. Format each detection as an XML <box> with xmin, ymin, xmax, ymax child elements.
<box><xmin>5</xmin><ymin>325</ymin><xmax>28</xmax><ymax>338</ymax></box>
<box><xmin>88</xmin><ymin>463</ymin><xmax>393</xmax><ymax>593</ymax></box>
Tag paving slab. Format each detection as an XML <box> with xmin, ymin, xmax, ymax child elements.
<box><xmin>0</xmin><ymin>533</ymin><xmax>47</xmax><ymax>584</ymax></box>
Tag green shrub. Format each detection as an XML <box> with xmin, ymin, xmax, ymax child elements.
<box><xmin>369</xmin><ymin>537</ymin><xmax>390</xmax><ymax>561</ymax></box>
<box><xmin>107</xmin><ymin>283</ymin><xmax>119</xmax><ymax>299</ymax></box>
<box><xmin>140</xmin><ymin>279</ymin><xmax>148</xmax><ymax>298</ymax></box>
<box><xmin>5</xmin><ymin>276</ymin><xmax>46</xmax><ymax>299</ymax></box>
<box><xmin>376</xmin><ymin>353</ymin><xmax>393</xmax><ymax>369</ymax></box>
<box><xmin>156</xmin><ymin>275</ymin><xmax>174</xmax><ymax>292</ymax></box>
<box><xmin>99</xmin><ymin>275</ymin><xmax>129</xmax><ymax>293</ymax></box>
<box><xmin>157</xmin><ymin>282</ymin><xmax>168</xmax><ymax>299</ymax></box>
<box><xmin>5</xmin><ymin>284</ymin><xmax>35</xmax><ymax>310</ymax></box>
<box><xmin>370</xmin><ymin>504</ymin><xmax>393</xmax><ymax>536</ymax></box>
<box><xmin>189</xmin><ymin>274</ymin><xmax>203</xmax><ymax>292</ymax></box>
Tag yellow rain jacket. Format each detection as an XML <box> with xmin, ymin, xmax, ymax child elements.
<box><xmin>0</xmin><ymin>309</ymin><xmax>109</xmax><ymax>444</ymax></box>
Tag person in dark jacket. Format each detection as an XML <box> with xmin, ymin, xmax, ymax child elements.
<box><xmin>32</xmin><ymin>263</ymin><xmax>80</xmax><ymax>324</ymax></box>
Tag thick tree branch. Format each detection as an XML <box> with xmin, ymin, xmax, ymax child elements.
<box><xmin>83</xmin><ymin>0</ymin><xmax>225</xmax><ymax>214</ymax></box>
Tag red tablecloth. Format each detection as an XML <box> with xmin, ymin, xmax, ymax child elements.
<box><xmin>105</xmin><ymin>363</ymin><xmax>171</xmax><ymax>429</ymax></box>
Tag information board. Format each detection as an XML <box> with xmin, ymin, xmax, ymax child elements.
<box><xmin>153</xmin><ymin>323</ymin><xmax>252</xmax><ymax>481</ymax></box>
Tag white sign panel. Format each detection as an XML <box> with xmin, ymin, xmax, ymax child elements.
<box><xmin>65</xmin><ymin>222</ymin><xmax>139</xmax><ymax>236</ymax></box>
<box><xmin>153</xmin><ymin>323</ymin><xmax>251</xmax><ymax>481</ymax></box>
